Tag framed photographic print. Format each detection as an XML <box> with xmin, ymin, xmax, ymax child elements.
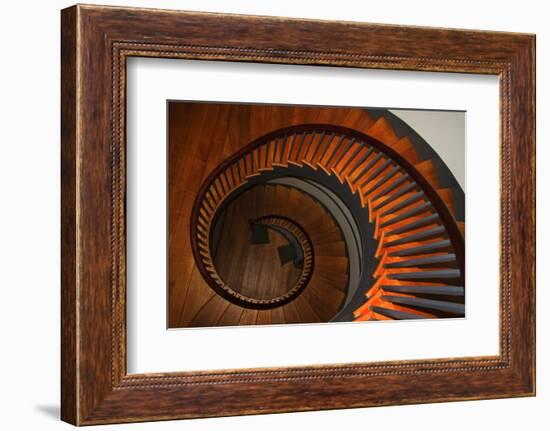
<box><xmin>166</xmin><ymin>101</ymin><xmax>466</xmax><ymax>329</ymax></box>
<box><xmin>61</xmin><ymin>4</ymin><xmax>535</xmax><ymax>425</ymax></box>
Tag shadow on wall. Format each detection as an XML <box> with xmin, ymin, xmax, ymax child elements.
<box><xmin>34</xmin><ymin>404</ymin><xmax>59</xmax><ymax>421</ymax></box>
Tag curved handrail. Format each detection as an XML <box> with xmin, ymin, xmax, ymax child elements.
<box><xmin>196</xmin><ymin>210</ymin><xmax>314</xmax><ymax>309</ymax></box>
<box><xmin>190</xmin><ymin>124</ymin><xmax>465</xmax><ymax>311</ymax></box>
<box><xmin>249</xmin><ymin>215</ymin><xmax>315</xmax><ymax>301</ymax></box>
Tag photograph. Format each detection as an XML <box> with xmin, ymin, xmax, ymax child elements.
<box><xmin>168</xmin><ymin>102</ymin><xmax>466</xmax><ymax>328</ymax></box>
<box><xmin>0</xmin><ymin>1</ymin><xmax>536</xmax><ymax>428</ymax></box>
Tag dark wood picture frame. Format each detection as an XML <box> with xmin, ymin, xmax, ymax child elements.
<box><xmin>61</xmin><ymin>4</ymin><xmax>535</xmax><ymax>425</ymax></box>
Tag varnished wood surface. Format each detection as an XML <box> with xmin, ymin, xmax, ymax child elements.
<box><xmin>168</xmin><ymin>103</ymin><xmax>377</xmax><ymax>325</ymax></box>
<box><xmin>213</xmin><ymin>188</ymin><xmax>303</xmax><ymax>302</ymax></box>
<box><xmin>60</xmin><ymin>6</ymin><xmax>77</xmax><ymax>423</ymax></box>
<box><xmin>177</xmin><ymin>183</ymin><xmax>348</xmax><ymax>327</ymax></box>
<box><xmin>187</xmin><ymin>121</ymin><xmax>466</xmax><ymax>321</ymax></box>
<box><xmin>61</xmin><ymin>4</ymin><xmax>535</xmax><ymax>425</ymax></box>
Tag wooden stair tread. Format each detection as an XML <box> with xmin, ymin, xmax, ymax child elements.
<box><xmin>190</xmin><ymin>294</ymin><xmax>231</xmax><ymax>327</ymax></box>
<box><xmin>367</xmin><ymin>116</ymin><xmax>400</xmax><ymax>146</ymax></box>
<box><xmin>314</xmin><ymin>241</ymin><xmax>347</xmax><ymax>257</ymax></box>
<box><xmin>182</xmin><ymin>113</ymin><xmax>466</xmax><ymax>328</ymax></box>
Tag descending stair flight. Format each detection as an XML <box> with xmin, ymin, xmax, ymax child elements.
<box><xmin>170</xmin><ymin>104</ymin><xmax>465</xmax><ymax>327</ymax></box>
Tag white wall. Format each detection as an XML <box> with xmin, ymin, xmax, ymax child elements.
<box><xmin>391</xmin><ymin>110</ymin><xmax>466</xmax><ymax>190</ymax></box>
<box><xmin>0</xmin><ymin>1</ymin><xmax>546</xmax><ymax>430</ymax></box>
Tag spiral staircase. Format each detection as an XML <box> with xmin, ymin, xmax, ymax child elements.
<box><xmin>169</xmin><ymin>104</ymin><xmax>465</xmax><ymax>328</ymax></box>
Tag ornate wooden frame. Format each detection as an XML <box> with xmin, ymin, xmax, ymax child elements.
<box><xmin>61</xmin><ymin>4</ymin><xmax>536</xmax><ymax>425</ymax></box>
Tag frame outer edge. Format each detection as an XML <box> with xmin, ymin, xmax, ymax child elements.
<box><xmin>517</xmin><ymin>34</ymin><xmax>536</xmax><ymax>395</ymax></box>
<box><xmin>500</xmin><ymin>34</ymin><xmax>536</xmax><ymax>396</ymax></box>
<box><xmin>531</xmin><ymin>34</ymin><xmax>537</xmax><ymax>396</ymax></box>
<box><xmin>528</xmin><ymin>34</ymin><xmax>536</xmax><ymax>396</ymax></box>
<box><xmin>61</xmin><ymin>5</ymin><xmax>79</xmax><ymax>426</ymax></box>
<box><xmin>61</xmin><ymin>4</ymin><xmax>536</xmax><ymax>425</ymax></box>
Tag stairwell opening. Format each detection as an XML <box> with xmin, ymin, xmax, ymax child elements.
<box><xmin>169</xmin><ymin>101</ymin><xmax>465</xmax><ymax>328</ymax></box>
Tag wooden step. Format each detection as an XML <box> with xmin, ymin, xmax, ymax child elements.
<box><xmin>367</xmin><ymin>116</ymin><xmax>399</xmax><ymax>146</ymax></box>
<box><xmin>330</xmin><ymin>137</ymin><xmax>357</xmax><ymax>178</ymax></box>
<box><xmin>332</xmin><ymin>140</ymin><xmax>363</xmax><ymax>181</ymax></box>
<box><xmin>287</xmin><ymin>132</ymin><xmax>307</xmax><ymax>166</ymax></box>
<box><xmin>436</xmin><ymin>187</ymin><xmax>456</xmax><ymax>216</ymax></box>
<box><xmin>390</xmin><ymin>136</ymin><xmax>420</xmax><ymax>164</ymax></box>
<box><xmin>381</xmin><ymin>295</ymin><xmax>465</xmax><ymax>315</ymax></box>
<box><xmin>386</xmin><ymin>213</ymin><xmax>440</xmax><ymax>236</ymax></box>
<box><xmin>309</xmin><ymin>272</ymin><xmax>347</xmax><ymax>293</ymax></box>
<box><xmin>356</xmin><ymin>158</ymin><xmax>393</xmax><ymax>191</ymax></box>
<box><xmin>239</xmin><ymin>309</ymin><xmax>260</xmax><ymax>325</ymax></box>
<box><xmin>308</xmin><ymin>278</ymin><xmax>346</xmax><ymax>306</ymax></box>
<box><xmin>301</xmin><ymin>289</ymin><xmax>337</xmax><ymax>321</ymax></box>
<box><xmin>282</xmin><ymin>187</ymin><xmax>305</xmax><ymax>220</ymax></box>
<box><xmin>371</xmin><ymin>312</ymin><xmax>392</xmax><ymax>321</ymax></box>
<box><xmin>189</xmin><ymin>293</ymin><xmax>230</xmax><ymax>327</ymax></box>
<box><xmin>380</xmin><ymin>202</ymin><xmax>432</xmax><ymax>228</ymax></box>
<box><xmin>384</xmin><ymin>253</ymin><xmax>457</xmax><ymax>268</ymax></box>
<box><xmin>381</xmin><ymin>285</ymin><xmax>464</xmax><ymax>296</ymax></box>
<box><xmin>265</xmin><ymin>140</ymin><xmax>276</xmax><ymax>171</ymax></box>
<box><xmin>389</xmin><ymin>239</ymin><xmax>452</xmax><ymax>257</ymax></box>
<box><xmin>279</xmin><ymin>133</ymin><xmax>295</xmax><ymax>166</ymax></box>
<box><xmin>292</xmin><ymin>294</ymin><xmax>323</xmax><ymax>323</ymax></box>
<box><xmin>342</xmin><ymin>108</ymin><xmax>375</xmax><ymax>130</ymax></box>
<box><xmin>300</xmin><ymin>286</ymin><xmax>339</xmax><ymax>322</ymax></box>
<box><xmin>309</xmin><ymin>227</ymin><xmax>343</xmax><ymax>244</ymax></box>
<box><xmin>256</xmin><ymin>310</ymin><xmax>272</xmax><ymax>325</ymax></box>
<box><xmin>314</xmin><ymin>241</ymin><xmax>347</xmax><ymax>257</ymax></box>
<box><xmin>349</xmin><ymin>152</ymin><xmax>383</xmax><ymax>191</ymax></box>
<box><xmin>315</xmin><ymin>256</ymin><xmax>349</xmax><ymax>274</ymax></box>
<box><xmin>315</xmin><ymin>269</ymin><xmax>349</xmax><ymax>287</ymax></box>
<box><xmin>370</xmin><ymin>173</ymin><xmax>410</xmax><ymax>201</ymax></box>
<box><xmin>289</xmin><ymin>193</ymin><xmax>318</xmax><ymax>221</ymax></box>
<box><xmin>300</xmin><ymin>202</ymin><xmax>329</xmax><ymax>228</ymax></box>
<box><xmin>370</xmin><ymin>306</ymin><xmax>431</xmax><ymax>320</ymax></box>
<box><xmin>360</xmin><ymin>166</ymin><xmax>401</xmax><ymax>198</ymax></box>
<box><xmin>308</xmin><ymin>132</ymin><xmax>332</xmax><ymax>168</ymax></box>
<box><xmin>180</xmin><ymin>267</ymin><xmax>217</xmax><ymax>326</ymax></box>
<box><xmin>217</xmin><ymin>303</ymin><xmax>245</xmax><ymax>327</ymax></box>
<box><xmin>387</xmin><ymin>269</ymin><xmax>461</xmax><ymax>281</ymax></box>
<box><xmin>295</xmin><ymin>132</ymin><xmax>315</xmax><ymax>164</ymax></box>
<box><xmin>380</xmin><ymin>192</ymin><xmax>425</xmax><ymax>218</ymax></box>
<box><xmin>385</xmin><ymin>225</ymin><xmax>446</xmax><ymax>247</ymax></box>
<box><xmin>372</xmin><ymin>182</ymin><xmax>418</xmax><ymax>211</ymax></box>
<box><xmin>313</xmin><ymin>132</ymin><xmax>336</xmax><ymax>168</ymax></box>
<box><xmin>269</xmin><ymin>307</ymin><xmax>285</xmax><ymax>325</ymax></box>
<box><xmin>341</xmin><ymin>146</ymin><xmax>376</xmax><ymax>183</ymax></box>
<box><xmin>319</xmin><ymin>135</ymin><xmax>350</xmax><ymax>173</ymax></box>
<box><xmin>414</xmin><ymin>159</ymin><xmax>439</xmax><ymax>188</ymax></box>
<box><xmin>303</xmin><ymin>131</ymin><xmax>326</xmax><ymax>169</ymax></box>
<box><xmin>257</xmin><ymin>144</ymin><xmax>268</xmax><ymax>171</ymax></box>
